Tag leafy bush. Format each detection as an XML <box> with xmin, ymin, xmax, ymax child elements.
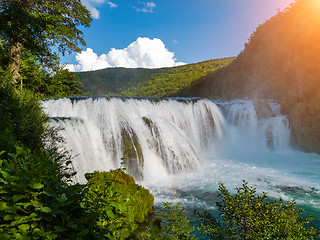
<box><xmin>195</xmin><ymin>181</ymin><xmax>319</xmax><ymax>240</ymax></box>
<box><xmin>0</xmin><ymin>147</ymin><xmax>153</xmax><ymax>240</ymax></box>
<box><xmin>158</xmin><ymin>203</ymin><xmax>197</xmax><ymax>240</ymax></box>
<box><xmin>83</xmin><ymin>170</ymin><xmax>154</xmax><ymax>239</ymax></box>
<box><xmin>0</xmin><ymin>147</ymin><xmax>91</xmax><ymax>240</ymax></box>
<box><xmin>44</xmin><ymin>69</ymin><xmax>84</xmax><ymax>98</ymax></box>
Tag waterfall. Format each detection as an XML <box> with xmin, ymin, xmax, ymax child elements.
<box><xmin>42</xmin><ymin>97</ymin><xmax>225</xmax><ymax>183</ymax></box>
<box><xmin>42</xmin><ymin>97</ymin><xmax>291</xmax><ymax>183</ymax></box>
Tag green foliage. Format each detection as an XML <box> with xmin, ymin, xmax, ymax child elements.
<box><xmin>0</xmin><ymin>146</ymin><xmax>153</xmax><ymax>240</ymax></box>
<box><xmin>0</xmin><ymin>85</ymin><xmax>95</xmax><ymax>239</ymax></box>
<box><xmin>19</xmin><ymin>54</ymin><xmax>84</xmax><ymax>98</ymax></box>
<box><xmin>195</xmin><ymin>181</ymin><xmax>319</xmax><ymax>240</ymax></box>
<box><xmin>77</xmin><ymin>58</ymin><xmax>234</xmax><ymax>97</ymax></box>
<box><xmin>0</xmin><ymin>147</ymin><xmax>91</xmax><ymax>240</ymax></box>
<box><xmin>136</xmin><ymin>203</ymin><xmax>197</xmax><ymax>240</ymax></box>
<box><xmin>0</xmin><ymin>41</ymin><xmax>9</xmax><ymax>72</ymax></box>
<box><xmin>0</xmin><ymin>0</ymin><xmax>92</xmax><ymax>68</ymax></box>
<box><xmin>83</xmin><ymin>170</ymin><xmax>154</xmax><ymax>239</ymax></box>
<box><xmin>78</xmin><ymin>67</ymin><xmax>163</xmax><ymax>96</ymax></box>
<box><xmin>0</xmin><ymin>86</ymin><xmax>48</xmax><ymax>153</ymax></box>
<box><xmin>45</xmin><ymin>68</ymin><xmax>84</xmax><ymax>98</ymax></box>
<box><xmin>124</xmin><ymin>58</ymin><xmax>234</xmax><ymax>98</ymax></box>
<box><xmin>19</xmin><ymin>53</ymin><xmax>50</xmax><ymax>94</ymax></box>
<box><xmin>159</xmin><ymin>203</ymin><xmax>197</xmax><ymax>240</ymax></box>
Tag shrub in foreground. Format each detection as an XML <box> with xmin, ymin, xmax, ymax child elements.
<box><xmin>0</xmin><ymin>147</ymin><xmax>91</xmax><ymax>240</ymax></box>
<box><xmin>137</xmin><ymin>202</ymin><xmax>197</xmax><ymax>240</ymax></box>
<box><xmin>83</xmin><ymin>170</ymin><xmax>154</xmax><ymax>239</ymax></box>
<box><xmin>195</xmin><ymin>181</ymin><xmax>319</xmax><ymax>240</ymax></box>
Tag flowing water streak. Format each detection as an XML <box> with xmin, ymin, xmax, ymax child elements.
<box><xmin>217</xmin><ymin>99</ymin><xmax>290</xmax><ymax>151</ymax></box>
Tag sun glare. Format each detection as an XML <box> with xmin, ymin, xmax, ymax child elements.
<box><xmin>313</xmin><ymin>0</ymin><xmax>320</xmax><ymax>7</ymax></box>
<box><xmin>305</xmin><ymin>0</ymin><xmax>320</xmax><ymax>14</ymax></box>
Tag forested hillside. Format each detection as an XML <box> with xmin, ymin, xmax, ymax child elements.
<box><xmin>183</xmin><ymin>0</ymin><xmax>320</xmax><ymax>152</ymax></box>
<box><xmin>78</xmin><ymin>67</ymin><xmax>163</xmax><ymax>95</ymax></box>
<box><xmin>78</xmin><ymin>58</ymin><xmax>234</xmax><ymax>97</ymax></box>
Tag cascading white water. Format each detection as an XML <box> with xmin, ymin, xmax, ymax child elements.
<box><xmin>217</xmin><ymin>99</ymin><xmax>290</xmax><ymax>151</ymax></box>
<box><xmin>42</xmin><ymin>97</ymin><xmax>225</xmax><ymax>183</ymax></box>
<box><xmin>42</xmin><ymin>96</ymin><xmax>320</xmax><ymax>225</ymax></box>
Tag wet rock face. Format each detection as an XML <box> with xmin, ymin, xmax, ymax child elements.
<box><xmin>121</xmin><ymin>128</ymin><xmax>144</xmax><ymax>180</ymax></box>
<box><xmin>253</xmin><ymin>99</ymin><xmax>275</xmax><ymax>120</ymax></box>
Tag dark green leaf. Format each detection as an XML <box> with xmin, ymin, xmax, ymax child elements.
<box><xmin>18</xmin><ymin>224</ymin><xmax>30</xmax><ymax>232</ymax></box>
<box><xmin>54</xmin><ymin>225</ymin><xmax>65</xmax><ymax>233</ymax></box>
<box><xmin>12</xmin><ymin>194</ymin><xmax>25</xmax><ymax>202</ymax></box>
<box><xmin>32</xmin><ymin>201</ymin><xmax>42</xmax><ymax>208</ymax></box>
<box><xmin>39</xmin><ymin>207</ymin><xmax>52</xmax><ymax>213</ymax></box>
<box><xmin>30</xmin><ymin>182</ymin><xmax>44</xmax><ymax>189</ymax></box>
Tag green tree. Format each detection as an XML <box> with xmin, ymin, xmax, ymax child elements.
<box><xmin>195</xmin><ymin>181</ymin><xmax>319</xmax><ymax>240</ymax></box>
<box><xmin>0</xmin><ymin>0</ymin><xmax>92</xmax><ymax>87</ymax></box>
<box><xmin>16</xmin><ymin>53</ymin><xmax>84</xmax><ymax>97</ymax></box>
<box><xmin>46</xmin><ymin>68</ymin><xmax>84</xmax><ymax>97</ymax></box>
<box><xmin>19</xmin><ymin>52</ymin><xmax>51</xmax><ymax>95</ymax></box>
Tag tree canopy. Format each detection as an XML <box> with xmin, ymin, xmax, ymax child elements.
<box><xmin>0</xmin><ymin>0</ymin><xmax>92</xmax><ymax>85</ymax></box>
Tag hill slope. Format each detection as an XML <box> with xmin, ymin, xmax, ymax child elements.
<box><xmin>78</xmin><ymin>58</ymin><xmax>234</xmax><ymax>97</ymax></box>
<box><xmin>183</xmin><ymin>0</ymin><xmax>320</xmax><ymax>152</ymax></box>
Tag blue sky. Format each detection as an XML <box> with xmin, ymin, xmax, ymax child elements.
<box><xmin>64</xmin><ymin>0</ymin><xmax>295</xmax><ymax>71</ymax></box>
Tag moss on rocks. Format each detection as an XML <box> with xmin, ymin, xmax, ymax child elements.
<box><xmin>121</xmin><ymin>128</ymin><xmax>144</xmax><ymax>179</ymax></box>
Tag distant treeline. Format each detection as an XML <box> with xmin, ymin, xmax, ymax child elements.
<box><xmin>181</xmin><ymin>0</ymin><xmax>320</xmax><ymax>153</ymax></box>
<box><xmin>78</xmin><ymin>58</ymin><xmax>235</xmax><ymax>97</ymax></box>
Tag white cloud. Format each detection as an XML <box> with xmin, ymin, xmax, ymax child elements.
<box><xmin>82</xmin><ymin>0</ymin><xmax>117</xmax><ymax>19</ymax></box>
<box><xmin>65</xmin><ymin>37</ymin><xmax>186</xmax><ymax>72</ymax></box>
<box><xmin>134</xmin><ymin>1</ymin><xmax>156</xmax><ymax>13</ymax></box>
<box><xmin>65</xmin><ymin>48</ymin><xmax>111</xmax><ymax>72</ymax></box>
